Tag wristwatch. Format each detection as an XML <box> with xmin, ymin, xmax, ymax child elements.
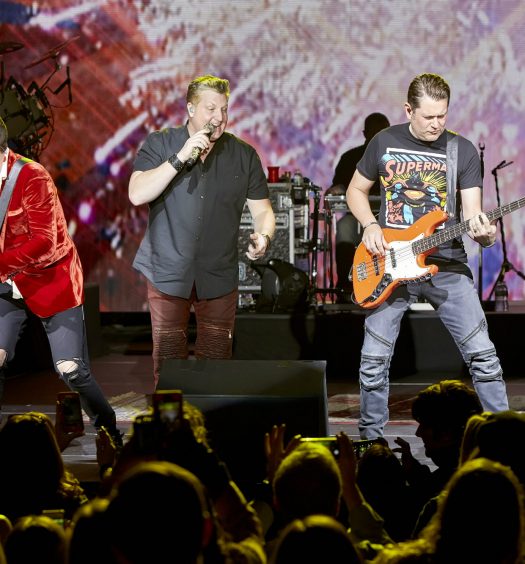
<box><xmin>168</xmin><ymin>154</ymin><xmax>185</xmax><ymax>173</ymax></box>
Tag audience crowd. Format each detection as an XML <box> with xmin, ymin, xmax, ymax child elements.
<box><xmin>0</xmin><ymin>378</ymin><xmax>523</xmax><ymax>563</ymax></box>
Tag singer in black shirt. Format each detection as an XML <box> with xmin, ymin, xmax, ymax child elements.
<box><xmin>130</xmin><ymin>75</ymin><xmax>275</xmax><ymax>387</ymax></box>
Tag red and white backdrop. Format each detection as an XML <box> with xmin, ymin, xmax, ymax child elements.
<box><xmin>2</xmin><ymin>0</ymin><xmax>524</xmax><ymax>310</ymax></box>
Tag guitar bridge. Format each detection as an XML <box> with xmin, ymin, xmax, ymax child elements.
<box><xmin>389</xmin><ymin>248</ymin><xmax>397</xmax><ymax>268</ymax></box>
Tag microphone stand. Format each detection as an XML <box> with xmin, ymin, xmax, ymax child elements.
<box><xmin>478</xmin><ymin>141</ymin><xmax>484</xmax><ymax>302</ymax></box>
<box><xmin>324</xmin><ymin>204</ymin><xmax>335</xmax><ymax>296</ymax></box>
<box><xmin>487</xmin><ymin>161</ymin><xmax>525</xmax><ymax>299</ymax></box>
<box><xmin>308</xmin><ymin>186</ymin><xmax>321</xmax><ymax>305</ymax></box>
<box><xmin>302</xmin><ymin>179</ymin><xmax>330</xmax><ymax>304</ymax></box>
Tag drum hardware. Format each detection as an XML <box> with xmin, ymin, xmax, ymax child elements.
<box><xmin>0</xmin><ymin>76</ymin><xmax>51</xmax><ymax>159</ymax></box>
<box><xmin>23</xmin><ymin>35</ymin><xmax>80</xmax><ymax>69</ymax></box>
<box><xmin>324</xmin><ymin>194</ymin><xmax>348</xmax><ymax>211</ymax></box>
<box><xmin>1</xmin><ymin>36</ymin><xmax>77</xmax><ymax>160</ymax></box>
<box><xmin>324</xmin><ymin>194</ymin><xmax>381</xmax><ymax>212</ymax></box>
<box><xmin>0</xmin><ymin>42</ymin><xmax>24</xmax><ymax>55</ymax></box>
<box><xmin>291</xmin><ymin>184</ymin><xmax>308</xmax><ymax>205</ymax></box>
<box><xmin>306</xmin><ymin>182</ymin><xmax>340</xmax><ymax>304</ymax></box>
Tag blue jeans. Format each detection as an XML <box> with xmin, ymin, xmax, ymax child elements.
<box><xmin>358</xmin><ymin>272</ymin><xmax>509</xmax><ymax>438</ymax></box>
<box><xmin>0</xmin><ymin>283</ymin><xmax>116</xmax><ymax>430</ymax></box>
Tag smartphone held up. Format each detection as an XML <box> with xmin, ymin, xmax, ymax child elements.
<box><xmin>56</xmin><ymin>391</ymin><xmax>84</xmax><ymax>434</ymax></box>
<box><xmin>132</xmin><ymin>390</ymin><xmax>184</xmax><ymax>453</ymax></box>
<box><xmin>152</xmin><ymin>389</ymin><xmax>183</xmax><ymax>431</ymax></box>
<box><xmin>300</xmin><ymin>436</ymin><xmax>381</xmax><ymax>459</ymax></box>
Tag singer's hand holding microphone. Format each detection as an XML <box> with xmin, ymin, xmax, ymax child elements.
<box><xmin>178</xmin><ymin>123</ymin><xmax>216</xmax><ymax>167</ymax></box>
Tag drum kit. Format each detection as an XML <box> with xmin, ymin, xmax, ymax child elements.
<box><xmin>0</xmin><ymin>37</ymin><xmax>76</xmax><ymax>160</ymax></box>
<box><xmin>319</xmin><ymin>190</ymin><xmax>381</xmax><ymax>302</ymax></box>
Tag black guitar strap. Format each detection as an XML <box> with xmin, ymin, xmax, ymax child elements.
<box><xmin>446</xmin><ymin>130</ymin><xmax>458</xmax><ymax>219</ymax></box>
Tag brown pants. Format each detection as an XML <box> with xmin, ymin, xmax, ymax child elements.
<box><xmin>147</xmin><ymin>281</ymin><xmax>238</xmax><ymax>386</ymax></box>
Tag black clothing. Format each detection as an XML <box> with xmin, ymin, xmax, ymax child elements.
<box><xmin>133</xmin><ymin>126</ymin><xmax>269</xmax><ymax>299</ymax></box>
<box><xmin>358</xmin><ymin>123</ymin><xmax>480</xmax><ymax>269</ymax></box>
<box><xmin>333</xmin><ymin>143</ymin><xmax>380</xmax><ymax>202</ymax></box>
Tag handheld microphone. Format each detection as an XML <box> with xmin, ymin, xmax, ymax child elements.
<box><xmin>186</xmin><ymin>123</ymin><xmax>215</xmax><ymax>167</ymax></box>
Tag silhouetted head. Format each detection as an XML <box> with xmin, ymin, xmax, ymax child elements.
<box><xmin>0</xmin><ymin>412</ymin><xmax>64</xmax><ymax>494</ymax></box>
<box><xmin>68</xmin><ymin>498</ymin><xmax>112</xmax><ymax>564</ymax></box>
<box><xmin>434</xmin><ymin>458</ymin><xmax>525</xmax><ymax>563</ymax></box>
<box><xmin>377</xmin><ymin>457</ymin><xmax>525</xmax><ymax>563</ymax></box>
<box><xmin>412</xmin><ymin>380</ymin><xmax>482</xmax><ymax>466</ymax></box>
<box><xmin>106</xmin><ymin>461</ymin><xmax>212</xmax><ymax>564</ymax></box>
<box><xmin>459</xmin><ymin>412</ymin><xmax>492</xmax><ymax>465</ymax></box>
<box><xmin>475</xmin><ymin>410</ymin><xmax>525</xmax><ymax>486</ymax></box>
<box><xmin>4</xmin><ymin>515</ymin><xmax>66</xmax><ymax>564</ymax></box>
<box><xmin>357</xmin><ymin>442</ymin><xmax>406</xmax><ymax>496</ymax></box>
<box><xmin>271</xmin><ymin>514</ymin><xmax>363</xmax><ymax>564</ymax></box>
<box><xmin>273</xmin><ymin>442</ymin><xmax>342</xmax><ymax>521</ymax></box>
<box><xmin>363</xmin><ymin>112</ymin><xmax>390</xmax><ymax>142</ymax></box>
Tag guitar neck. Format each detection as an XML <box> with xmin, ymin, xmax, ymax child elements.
<box><xmin>415</xmin><ymin>197</ymin><xmax>525</xmax><ymax>253</ymax></box>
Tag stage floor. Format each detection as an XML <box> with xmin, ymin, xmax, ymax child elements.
<box><xmin>3</xmin><ymin>311</ymin><xmax>525</xmax><ymax>489</ymax></box>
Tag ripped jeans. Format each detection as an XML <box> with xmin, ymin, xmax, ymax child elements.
<box><xmin>358</xmin><ymin>271</ymin><xmax>509</xmax><ymax>438</ymax></box>
<box><xmin>0</xmin><ymin>283</ymin><xmax>116</xmax><ymax>429</ymax></box>
<box><xmin>147</xmin><ymin>281</ymin><xmax>238</xmax><ymax>387</ymax></box>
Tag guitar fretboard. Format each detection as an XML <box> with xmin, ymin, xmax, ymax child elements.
<box><xmin>413</xmin><ymin>197</ymin><xmax>525</xmax><ymax>254</ymax></box>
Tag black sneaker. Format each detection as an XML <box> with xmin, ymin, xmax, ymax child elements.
<box><xmin>98</xmin><ymin>426</ymin><xmax>124</xmax><ymax>451</ymax></box>
<box><xmin>109</xmin><ymin>429</ymin><xmax>124</xmax><ymax>449</ymax></box>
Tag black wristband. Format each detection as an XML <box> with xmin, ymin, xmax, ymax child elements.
<box><xmin>168</xmin><ymin>154</ymin><xmax>185</xmax><ymax>173</ymax></box>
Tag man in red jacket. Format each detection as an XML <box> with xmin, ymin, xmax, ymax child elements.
<box><xmin>0</xmin><ymin>118</ymin><xmax>120</xmax><ymax>442</ymax></box>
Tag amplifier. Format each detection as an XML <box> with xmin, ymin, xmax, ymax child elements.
<box><xmin>324</xmin><ymin>194</ymin><xmax>348</xmax><ymax>211</ymax></box>
<box><xmin>268</xmin><ymin>183</ymin><xmax>294</xmax><ymax>211</ymax></box>
<box><xmin>238</xmin><ymin>206</ymin><xmax>294</xmax><ymax>291</ymax></box>
<box><xmin>324</xmin><ymin>194</ymin><xmax>381</xmax><ymax>213</ymax></box>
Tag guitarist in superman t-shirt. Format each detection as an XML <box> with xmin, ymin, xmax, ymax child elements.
<box><xmin>346</xmin><ymin>73</ymin><xmax>508</xmax><ymax>440</ymax></box>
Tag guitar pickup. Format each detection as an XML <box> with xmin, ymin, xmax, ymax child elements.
<box><xmin>356</xmin><ymin>262</ymin><xmax>367</xmax><ymax>281</ymax></box>
<box><xmin>372</xmin><ymin>255</ymin><xmax>380</xmax><ymax>276</ymax></box>
<box><xmin>389</xmin><ymin>248</ymin><xmax>396</xmax><ymax>268</ymax></box>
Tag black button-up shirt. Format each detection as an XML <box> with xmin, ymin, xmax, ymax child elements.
<box><xmin>132</xmin><ymin>126</ymin><xmax>269</xmax><ymax>299</ymax></box>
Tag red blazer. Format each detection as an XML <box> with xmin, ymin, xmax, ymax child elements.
<box><xmin>0</xmin><ymin>151</ymin><xmax>84</xmax><ymax>317</ymax></box>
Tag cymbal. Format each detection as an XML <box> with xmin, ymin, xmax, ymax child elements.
<box><xmin>24</xmin><ymin>35</ymin><xmax>80</xmax><ymax>69</ymax></box>
<box><xmin>0</xmin><ymin>41</ymin><xmax>24</xmax><ymax>54</ymax></box>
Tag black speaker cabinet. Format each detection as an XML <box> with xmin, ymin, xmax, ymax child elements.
<box><xmin>158</xmin><ymin>359</ymin><xmax>328</xmax><ymax>488</ymax></box>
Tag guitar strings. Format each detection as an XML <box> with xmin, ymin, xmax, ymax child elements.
<box><xmin>356</xmin><ymin>197</ymin><xmax>525</xmax><ymax>278</ymax></box>
<box><xmin>357</xmin><ymin>220</ymin><xmax>475</xmax><ymax>276</ymax></box>
<box><xmin>357</xmin><ymin>243</ymin><xmax>414</xmax><ymax>277</ymax></box>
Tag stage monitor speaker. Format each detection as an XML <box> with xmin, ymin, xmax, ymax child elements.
<box><xmin>158</xmin><ymin>359</ymin><xmax>328</xmax><ymax>488</ymax></box>
<box><xmin>252</xmin><ymin>258</ymin><xmax>309</xmax><ymax>313</ymax></box>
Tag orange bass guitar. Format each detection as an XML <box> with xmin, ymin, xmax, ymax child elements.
<box><xmin>351</xmin><ymin>197</ymin><xmax>525</xmax><ymax>309</ymax></box>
